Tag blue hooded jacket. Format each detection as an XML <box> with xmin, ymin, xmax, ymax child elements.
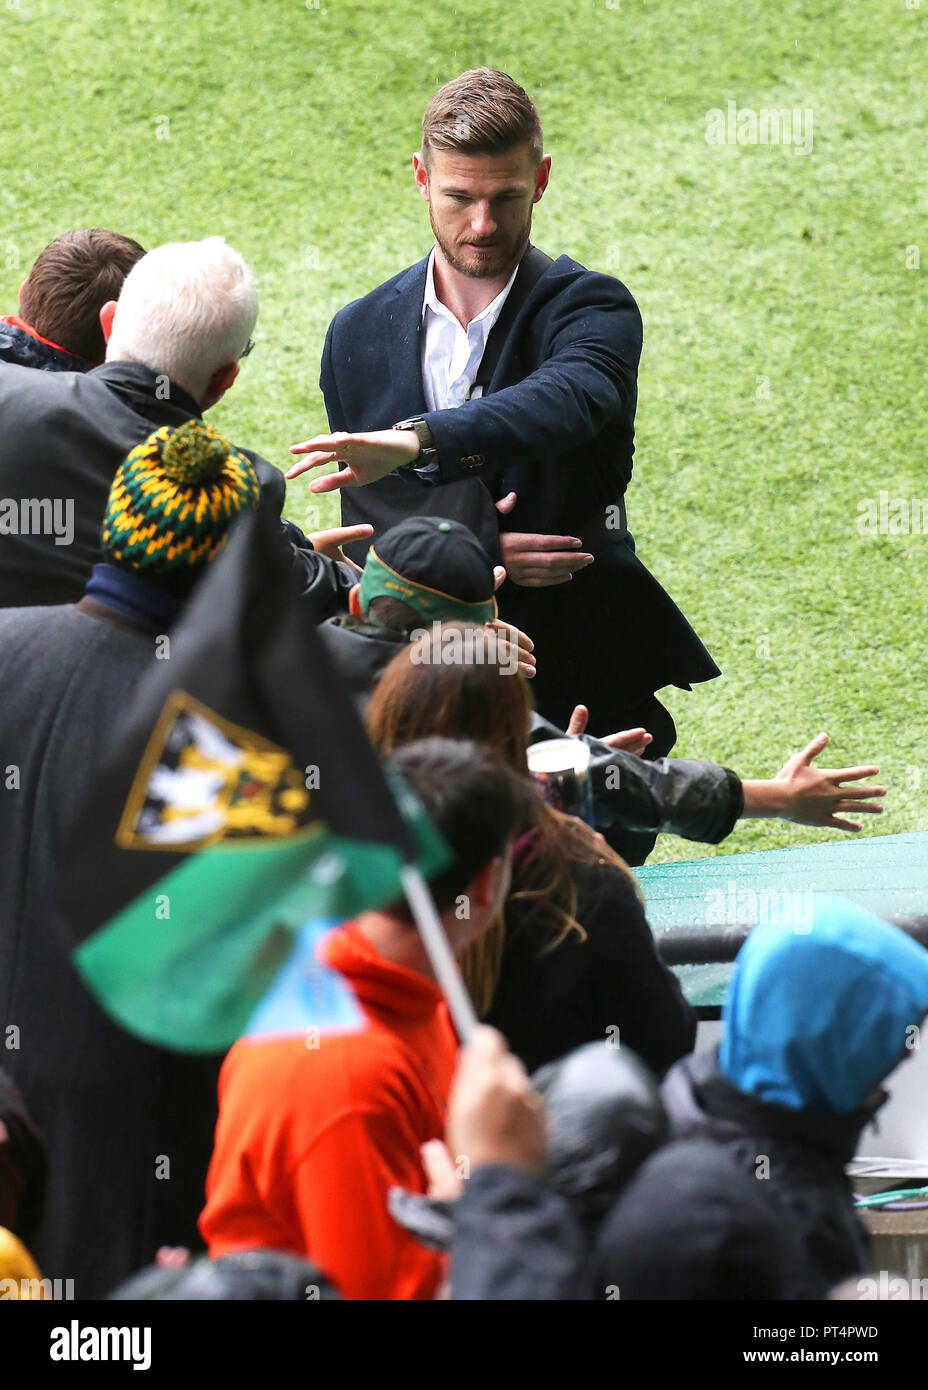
<box><xmin>719</xmin><ymin>895</ymin><xmax>928</xmax><ymax>1114</ymax></box>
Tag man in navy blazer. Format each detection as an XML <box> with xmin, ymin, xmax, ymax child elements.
<box><xmin>289</xmin><ymin>70</ymin><xmax>719</xmax><ymax>856</ymax></box>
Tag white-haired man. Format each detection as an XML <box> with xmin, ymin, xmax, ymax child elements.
<box><xmin>0</xmin><ymin>236</ymin><xmax>365</xmax><ymax>612</ymax></box>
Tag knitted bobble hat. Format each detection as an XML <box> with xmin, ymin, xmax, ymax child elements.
<box><xmin>101</xmin><ymin>419</ymin><xmax>260</xmax><ymax>595</ymax></box>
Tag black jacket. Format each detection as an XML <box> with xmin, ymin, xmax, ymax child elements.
<box><xmin>489</xmin><ymin>861</ymin><xmax>697</xmax><ymax>1076</ymax></box>
<box><xmin>0</xmin><ymin>601</ymin><xmax>224</xmax><ymax>1296</ymax></box>
<box><xmin>0</xmin><ymin>1068</ymin><xmax>47</xmax><ymax>1248</ymax></box>
<box><xmin>0</xmin><ymin>360</ymin><xmax>353</xmax><ymax>618</ymax></box>
<box><xmin>585</xmin><ymin>1136</ymin><xmax>811</xmax><ymax>1299</ymax></box>
<box><xmin>450</xmin><ymin>1166</ymin><xmax>587</xmax><ymax>1301</ymax></box>
<box><xmin>450</xmin><ymin>1020</ymin><xmax>877</xmax><ymax>1303</ymax></box>
<box><xmin>0</xmin><ymin>318</ymin><xmax>89</xmax><ymax>372</ymax></box>
<box><xmin>448</xmin><ymin>1144</ymin><xmax>804</xmax><ymax>1300</ymax></box>
<box><xmin>316</xmin><ymin>615</ymin><xmax>410</xmax><ymax>713</ymax></box>
<box><xmin>109</xmin><ymin>1249</ymin><xmax>341</xmax><ymax>1301</ymax></box>
<box><xmin>661</xmin><ymin>1051</ymin><xmax>873</xmax><ymax>1294</ymax></box>
<box><xmin>320</xmin><ymin>247</ymin><xmax>719</xmax><ymax>722</ymax></box>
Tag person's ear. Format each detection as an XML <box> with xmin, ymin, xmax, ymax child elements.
<box><xmin>17</xmin><ymin>278</ymin><xmax>27</xmax><ymax>306</ymax></box>
<box><xmin>467</xmin><ymin>855</ymin><xmax>508</xmax><ymax>913</ymax></box>
<box><xmin>201</xmin><ymin>361</ymin><xmax>239</xmax><ymax>410</ymax></box>
<box><xmin>99</xmin><ymin>300</ymin><xmax>118</xmax><ymax>343</ymax></box>
<box><xmin>413</xmin><ymin>152</ymin><xmax>430</xmax><ymax>201</ymax></box>
<box><xmin>349</xmin><ymin>583</ymin><xmax>362</xmax><ymax>617</ymax></box>
<box><xmin>533</xmin><ymin>155</ymin><xmax>551</xmax><ymax>204</ymax></box>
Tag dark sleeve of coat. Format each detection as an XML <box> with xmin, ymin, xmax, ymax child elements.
<box><xmin>247</xmin><ymin>450</ymin><xmax>355</xmax><ymax>621</ymax></box>
<box><xmin>450</xmin><ymin>1166</ymin><xmax>587</xmax><ymax>1301</ymax></box>
<box><xmin>528</xmin><ymin>712</ymin><xmax>745</xmax><ymax>844</ymax></box>
<box><xmin>423</xmin><ymin>272</ymin><xmax>642</xmax><ymax>485</ymax></box>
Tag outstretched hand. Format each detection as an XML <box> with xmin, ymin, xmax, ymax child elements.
<box><xmin>286</xmin><ymin>429</ymin><xmax>420</xmax><ymax>491</ymax></box>
<box><xmin>744</xmin><ymin>732</ymin><xmax>887</xmax><ymax>831</ymax></box>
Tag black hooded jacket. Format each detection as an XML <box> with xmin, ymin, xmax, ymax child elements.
<box><xmin>661</xmin><ymin>1049</ymin><xmax>874</xmax><ymax>1293</ymax></box>
<box><xmin>0</xmin><ymin>360</ymin><xmax>354</xmax><ymax>618</ymax></box>
<box><xmin>448</xmin><ymin>1055</ymin><xmax>873</xmax><ymax>1301</ymax></box>
<box><xmin>448</xmin><ymin>1142</ymin><xmax>807</xmax><ymax>1300</ymax></box>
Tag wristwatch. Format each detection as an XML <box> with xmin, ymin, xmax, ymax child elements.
<box><xmin>392</xmin><ymin>416</ymin><xmax>438</xmax><ymax>470</ymax></box>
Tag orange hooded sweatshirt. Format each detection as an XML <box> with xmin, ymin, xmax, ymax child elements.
<box><xmin>199</xmin><ymin>921</ymin><xmax>458</xmax><ymax>1300</ymax></box>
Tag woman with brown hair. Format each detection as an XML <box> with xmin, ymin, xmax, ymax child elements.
<box><xmin>366</xmin><ymin>625</ymin><xmax>696</xmax><ymax>1075</ymax></box>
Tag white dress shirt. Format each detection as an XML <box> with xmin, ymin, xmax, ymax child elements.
<box><xmin>420</xmin><ymin>248</ymin><xmax>521</xmax><ymax>412</ymax></box>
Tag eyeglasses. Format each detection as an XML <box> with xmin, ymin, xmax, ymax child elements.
<box><xmin>240</xmin><ymin>338</ymin><xmax>255</xmax><ymax>359</ymax></box>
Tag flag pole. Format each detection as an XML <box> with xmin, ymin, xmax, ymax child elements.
<box><xmin>400</xmin><ymin>863</ymin><xmax>478</xmax><ymax>1043</ymax></box>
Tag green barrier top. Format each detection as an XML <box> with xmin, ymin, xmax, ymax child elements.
<box><xmin>637</xmin><ymin>832</ymin><xmax>928</xmax><ymax>1008</ymax></box>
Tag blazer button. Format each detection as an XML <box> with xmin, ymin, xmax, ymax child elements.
<box><xmin>460</xmin><ymin>454</ymin><xmax>486</xmax><ymax>471</ymax></box>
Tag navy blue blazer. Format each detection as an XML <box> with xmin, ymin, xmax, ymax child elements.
<box><xmin>320</xmin><ymin>246</ymin><xmax>719</xmax><ymax>719</ymax></box>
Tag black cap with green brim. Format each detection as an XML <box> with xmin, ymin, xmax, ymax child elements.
<box><xmin>358</xmin><ymin>516</ymin><xmax>497</xmax><ymax>627</ymax></box>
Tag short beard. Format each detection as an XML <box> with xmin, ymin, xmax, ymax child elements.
<box><xmin>429</xmin><ymin>203</ymin><xmax>532</xmax><ymax>280</ymax></box>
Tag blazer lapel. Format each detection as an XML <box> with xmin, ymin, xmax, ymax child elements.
<box><xmin>389</xmin><ymin>255</ymin><xmax>430</xmax><ymax>415</ymax></box>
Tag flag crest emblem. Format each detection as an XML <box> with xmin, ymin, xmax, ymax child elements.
<box><xmin>116</xmin><ymin>691</ymin><xmax>315</xmax><ymax>851</ymax></box>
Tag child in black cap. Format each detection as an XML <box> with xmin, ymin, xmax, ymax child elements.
<box><xmin>317</xmin><ymin>514</ymin><xmax>534</xmax><ymax>708</ymax></box>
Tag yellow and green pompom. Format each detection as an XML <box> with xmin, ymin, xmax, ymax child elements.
<box><xmin>159</xmin><ymin>419</ymin><xmax>230</xmax><ymax>485</ymax></box>
<box><xmin>100</xmin><ymin>419</ymin><xmax>260</xmax><ymax>590</ymax></box>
